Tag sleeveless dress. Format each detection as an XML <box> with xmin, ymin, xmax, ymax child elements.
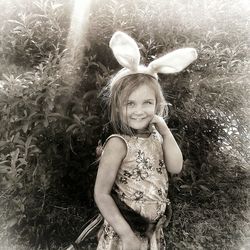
<box><xmin>96</xmin><ymin>130</ymin><xmax>170</xmax><ymax>250</ymax></box>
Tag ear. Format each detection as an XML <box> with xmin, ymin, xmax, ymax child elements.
<box><xmin>148</xmin><ymin>48</ymin><xmax>197</xmax><ymax>74</ymax></box>
<box><xmin>109</xmin><ymin>31</ymin><xmax>140</xmax><ymax>71</ymax></box>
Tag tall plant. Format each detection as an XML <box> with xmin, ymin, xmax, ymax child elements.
<box><xmin>0</xmin><ymin>0</ymin><xmax>249</xmax><ymax>248</ymax></box>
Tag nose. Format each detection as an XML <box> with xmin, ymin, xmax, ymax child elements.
<box><xmin>133</xmin><ymin>105</ymin><xmax>144</xmax><ymax>116</ymax></box>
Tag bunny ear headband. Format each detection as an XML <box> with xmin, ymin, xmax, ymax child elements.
<box><xmin>109</xmin><ymin>31</ymin><xmax>198</xmax><ymax>86</ymax></box>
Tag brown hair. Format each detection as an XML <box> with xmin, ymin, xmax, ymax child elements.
<box><xmin>107</xmin><ymin>73</ymin><xmax>168</xmax><ymax>135</ymax></box>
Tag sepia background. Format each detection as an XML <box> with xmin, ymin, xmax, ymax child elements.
<box><xmin>0</xmin><ymin>0</ymin><xmax>249</xmax><ymax>249</ymax></box>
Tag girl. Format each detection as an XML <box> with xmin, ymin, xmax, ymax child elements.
<box><xmin>94</xmin><ymin>31</ymin><xmax>197</xmax><ymax>250</ymax></box>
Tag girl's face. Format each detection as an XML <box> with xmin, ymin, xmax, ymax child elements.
<box><xmin>121</xmin><ymin>84</ymin><xmax>156</xmax><ymax>132</ymax></box>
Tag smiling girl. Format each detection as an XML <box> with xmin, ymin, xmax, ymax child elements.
<box><xmin>94</xmin><ymin>31</ymin><xmax>197</xmax><ymax>250</ymax></box>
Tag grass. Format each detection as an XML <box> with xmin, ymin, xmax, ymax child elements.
<box><xmin>2</xmin><ymin>159</ymin><xmax>248</xmax><ymax>249</ymax></box>
<box><xmin>165</xmin><ymin>164</ymin><xmax>250</xmax><ymax>250</ymax></box>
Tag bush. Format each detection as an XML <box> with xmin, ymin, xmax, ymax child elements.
<box><xmin>0</xmin><ymin>0</ymin><xmax>249</xmax><ymax>249</ymax></box>
<box><xmin>0</xmin><ymin>0</ymin><xmax>70</xmax><ymax>67</ymax></box>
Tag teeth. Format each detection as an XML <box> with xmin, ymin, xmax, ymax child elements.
<box><xmin>132</xmin><ymin>118</ymin><xmax>145</xmax><ymax>121</ymax></box>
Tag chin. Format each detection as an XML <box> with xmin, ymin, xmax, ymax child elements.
<box><xmin>130</xmin><ymin>124</ymin><xmax>149</xmax><ymax>131</ymax></box>
<box><xmin>127</xmin><ymin>120</ymin><xmax>151</xmax><ymax>131</ymax></box>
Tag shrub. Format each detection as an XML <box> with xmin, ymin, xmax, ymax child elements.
<box><xmin>0</xmin><ymin>0</ymin><xmax>249</xmax><ymax>249</ymax></box>
<box><xmin>0</xmin><ymin>0</ymin><xmax>70</xmax><ymax>67</ymax></box>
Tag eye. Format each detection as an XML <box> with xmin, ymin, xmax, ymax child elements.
<box><xmin>144</xmin><ymin>100</ymin><xmax>154</xmax><ymax>105</ymax></box>
<box><xmin>126</xmin><ymin>101</ymin><xmax>134</xmax><ymax>107</ymax></box>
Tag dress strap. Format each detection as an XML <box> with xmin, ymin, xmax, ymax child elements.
<box><xmin>103</xmin><ymin>134</ymin><xmax>128</xmax><ymax>154</ymax></box>
<box><xmin>96</xmin><ymin>134</ymin><xmax>128</xmax><ymax>158</ymax></box>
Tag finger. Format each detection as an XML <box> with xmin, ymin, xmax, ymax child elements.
<box><xmin>150</xmin><ymin>115</ymin><xmax>158</xmax><ymax>123</ymax></box>
<box><xmin>150</xmin><ymin>116</ymin><xmax>161</xmax><ymax>125</ymax></box>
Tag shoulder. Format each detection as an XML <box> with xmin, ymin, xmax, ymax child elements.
<box><xmin>103</xmin><ymin>134</ymin><xmax>127</xmax><ymax>159</ymax></box>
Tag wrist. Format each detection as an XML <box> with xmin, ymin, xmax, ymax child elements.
<box><xmin>161</xmin><ymin>126</ymin><xmax>172</xmax><ymax>139</ymax></box>
<box><xmin>117</xmin><ymin>225</ymin><xmax>134</xmax><ymax>239</ymax></box>
<box><xmin>120</xmin><ymin>230</ymin><xmax>137</xmax><ymax>244</ymax></box>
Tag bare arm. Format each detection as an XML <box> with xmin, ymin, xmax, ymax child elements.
<box><xmin>94</xmin><ymin>137</ymin><xmax>141</xmax><ymax>249</ymax></box>
<box><xmin>151</xmin><ymin>115</ymin><xmax>183</xmax><ymax>174</ymax></box>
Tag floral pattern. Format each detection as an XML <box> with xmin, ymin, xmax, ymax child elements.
<box><xmin>156</xmin><ymin>160</ymin><xmax>164</xmax><ymax>174</ymax></box>
<box><xmin>97</xmin><ymin>131</ymin><xmax>169</xmax><ymax>250</ymax></box>
<box><xmin>131</xmin><ymin>167</ymin><xmax>149</xmax><ymax>181</ymax></box>
<box><xmin>136</xmin><ymin>150</ymin><xmax>153</xmax><ymax>170</ymax></box>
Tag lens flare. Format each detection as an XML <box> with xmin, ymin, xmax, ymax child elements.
<box><xmin>60</xmin><ymin>0</ymin><xmax>92</xmax><ymax>85</ymax></box>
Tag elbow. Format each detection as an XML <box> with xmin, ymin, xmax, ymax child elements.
<box><xmin>164</xmin><ymin>148</ymin><xmax>183</xmax><ymax>174</ymax></box>
<box><xmin>167</xmin><ymin>158</ymin><xmax>183</xmax><ymax>174</ymax></box>
<box><xmin>169</xmin><ymin>165</ymin><xmax>182</xmax><ymax>174</ymax></box>
<box><xmin>94</xmin><ymin>188</ymin><xmax>110</xmax><ymax>206</ymax></box>
<box><xmin>170</xmin><ymin>165</ymin><xmax>182</xmax><ymax>174</ymax></box>
<box><xmin>176</xmin><ymin>158</ymin><xmax>183</xmax><ymax>174</ymax></box>
<box><xmin>94</xmin><ymin>192</ymin><xmax>104</xmax><ymax>209</ymax></box>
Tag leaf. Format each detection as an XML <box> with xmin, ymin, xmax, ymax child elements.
<box><xmin>84</xmin><ymin>115</ymin><xmax>99</xmax><ymax>123</ymax></box>
<box><xmin>171</xmin><ymin>176</ymin><xmax>184</xmax><ymax>182</ymax></box>
<box><xmin>25</xmin><ymin>136</ymin><xmax>33</xmax><ymax>149</ymax></box>
<box><xmin>28</xmin><ymin>111</ymin><xmax>42</xmax><ymax>121</ymax></box>
<box><xmin>180</xmin><ymin>185</ymin><xmax>191</xmax><ymax>190</ymax></box>
<box><xmin>98</xmin><ymin>62</ymin><xmax>108</xmax><ymax>73</ymax></box>
<box><xmin>29</xmin><ymin>148</ymin><xmax>41</xmax><ymax>155</ymax></box>
<box><xmin>83</xmin><ymin>90</ymin><xmax>97</xmax><ymax>102</ymax></box>
<box><xmin>11</xmin><ymin>149</ymin><xmax>20</xmax><ymax>170</ymax></box>
<box><xmin>22</xmin><ymin>122</ymin><xmax>29</xmax><ymax>133</ymax></box>
<box><xmin>43</xmin><ymin>119</ymin><xmax>49</xmax><ymax>128</ymax></box>
<box><xmin>51</xmin><ymin>3</ymin><xmax>63</xmax><ymax>10</ymax></box>
<box><xmin>16</xmin><ymin>167</ymin><xmax>25</xmax><ymax>173</ymax></box>
<box><xmin>199</xmin><ymin>185</ymin><xmax>210</xmax><ymax>192</ymax></box>
<box><xmin>190</xmin><ymin>169</ymin><xmax>196</xmax><ymax>183</ymax></box>
<box><xmin>0</xmin><ymin>160</ymin><xmax>10</xmax><ymax>165</ymax></box>
<box><xmin>2</xmin><ymin>73</ymin><xmax>11</xmax><ymax>82</ymax></box>
<box><xmin>15</xmin><ymin>138</ymin><xmax>25</xmax><ymax>146</ymax></box>
<box><xmin>0</xmin><ymin>141</ymin><xmax>8</xmax><ymax>148</ymax></box>
<box><xmin>7</xmin><ymin>217</ymin><xmax>18</xmax><ymax>228</ymax></box>
<box><xmin>35</xmin><ymin>93</ymin><xmax>45</xmax><ymax>105</ymax></box>
<box><xmin>73</xmin><ymin>114</ymin><xmax>81</xmax><ymax>125</ymax></box>
<box><xmin>8</xmin><ymin>20</ymin><xmax>25</xmax><ymax>26</ymax></box>
<box><xmin>13</xmin><ymin>132</ymin><xmax>20</xmax><ymax>143</ymax></box>
<box><xmin>48</xmin><ymin>113</ymin><xmax>71</xmax><ymax>121</ymax></box>
<box><xmin>66</xmin><ymin>124</ymin><xmax>78</xmax><ymax>133</ymax></box>
<box><xmin>0</xmin><ymin>165</ymin><xmax>11</xmax><ymax>174</ymax></box>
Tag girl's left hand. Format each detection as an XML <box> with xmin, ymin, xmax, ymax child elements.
<box><xmin>150</xmin><ymin>115</ymin><xmax>169</xmax><ymax>137</ymax></box>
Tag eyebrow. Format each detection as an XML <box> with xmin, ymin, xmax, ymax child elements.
<box><xmin>144</xmin><ymin>99</ymin><xmax>155</xmax><ymax>101</ymax></box>
<box><xmin>127</xmin><ymin>98</ymin><xmax>155</xmax><ymax>102</ymax></box>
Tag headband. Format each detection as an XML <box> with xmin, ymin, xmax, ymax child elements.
<box><xmin>109</xmin><ymin>31</ymin><xmax>198</xmax><ymax>86</ymax></box>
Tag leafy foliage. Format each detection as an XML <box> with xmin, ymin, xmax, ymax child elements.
<box><xmin>0</xmin><ymin>0</ymin><xmax>70</xmax><ymax>67</ymax></box>
<box><xmin>0</xmin><ymin>0</ymin><xmax>249</xmax><ymax>249</ymax></box>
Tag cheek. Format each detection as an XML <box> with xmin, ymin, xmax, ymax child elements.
<box><xmin>148</xmin><ymin>105</ymin><xmax>157</xmax><ymax>115</ymax></box>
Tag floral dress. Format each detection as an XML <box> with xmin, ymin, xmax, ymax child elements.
<box><xmin>96</xmin><ymin>130</ymin><xmax>170</xmax><ymax>250</ymax></box>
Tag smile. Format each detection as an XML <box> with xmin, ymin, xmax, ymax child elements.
<box><xmin>131</xmin><ymin>117</ymin><xmax>146</xmax><ymax>121</ymax></box>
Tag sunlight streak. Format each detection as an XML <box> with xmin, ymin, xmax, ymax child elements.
<box><xmin>61</xmin><ymin>0</ymin><xmax>92</xmax><ymax>85</ymax></box>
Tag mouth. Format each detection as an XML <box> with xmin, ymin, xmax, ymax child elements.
<box><xmin>131</xmin><ymin>117</ymin><xmax>146</xmax><ymax>121</ymax></box>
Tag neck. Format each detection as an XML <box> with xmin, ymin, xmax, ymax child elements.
<box><xmin>133</xmin><ymin>128</ymin><xmax>151</xmax><ymax>138</ymax></box>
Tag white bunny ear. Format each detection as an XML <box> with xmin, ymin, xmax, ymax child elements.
<box><xmin>148</xmin><ymin>48</ymin><xmax>198</xmax><ymax>74</ymax></box>
<box><xmin>109</xmin><ymin>31</ymin><xmax>140</xmax><ymax>71</ymax></box>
